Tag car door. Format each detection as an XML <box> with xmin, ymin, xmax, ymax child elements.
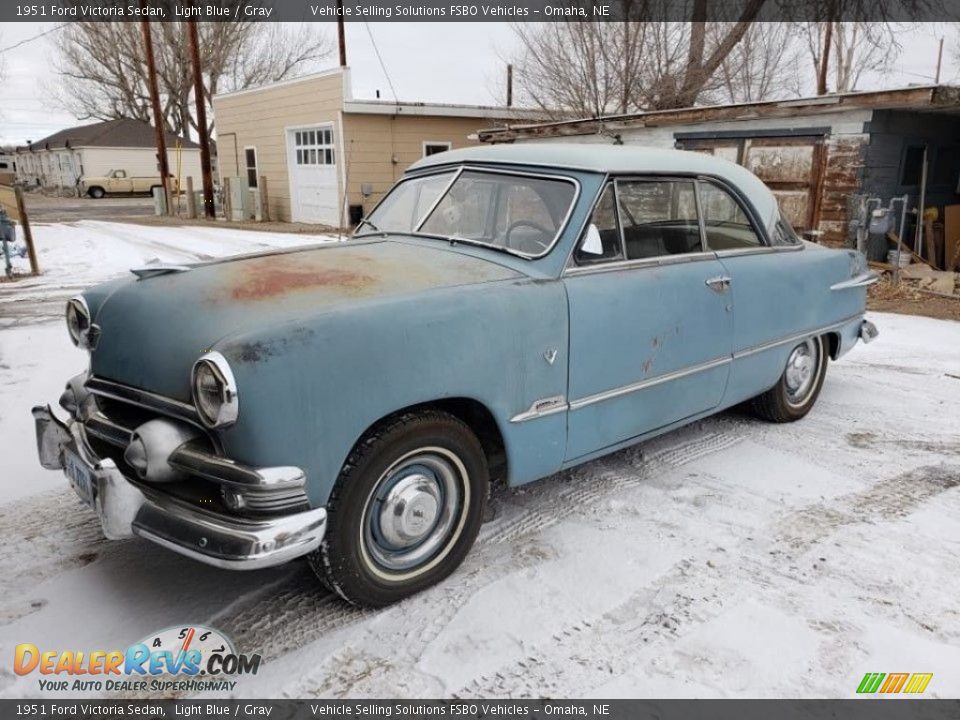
<box><xmin>698</xmin><ymin>179</ymin><xmax>825</xmax><ymax>405</ymax></box>
<box><xmin>108</xmin><ymin>170</ymin><xmax>131</xmax><ymax>193</ymax></box>
<box><xmin>563</xmin><ymin>178</ymin><xmax>733</xmax><ymax>462</ymax></box>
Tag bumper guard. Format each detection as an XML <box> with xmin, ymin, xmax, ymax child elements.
<box><xmin>32</xmin><ymin>405</ymin><xmax>326</xmax><ymax>570</ymax></box>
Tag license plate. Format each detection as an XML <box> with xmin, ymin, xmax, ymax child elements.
<box><xmin>64</xmin><ymin>449</ymin><xmax>96</xmax><ymax>509</ymax></box>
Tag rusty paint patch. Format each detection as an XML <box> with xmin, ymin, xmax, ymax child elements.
<box><xmin>230</xmin><ymin>256</ymin><xmax>374</xmax><ymax>302</ymax></box>
<box><xmin>229</xmin><ymin>326</ymin><xmax>316</xmax><ymax>364</ymax></box>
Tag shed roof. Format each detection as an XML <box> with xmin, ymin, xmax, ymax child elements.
<box><xmin>479</xmin><ymin>85</ymin><xmax>960</xmax><ymax>143</ymax></box>
<box><xmin>21</xmin><ymin>119</ymin><xmax>199</xmax><ymax>151</ymax></box>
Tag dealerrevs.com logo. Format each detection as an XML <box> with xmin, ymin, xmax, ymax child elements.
<box><xmin>856</xmin><ymin>672</ymin><xmax>933</xmax><ymax>695</ymax></box>
<box><xmin>14</xmin><ymin>625</ymin><xmax>261</xmax><ymax>693</ymax></box>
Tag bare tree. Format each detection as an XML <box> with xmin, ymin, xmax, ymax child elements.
<box><xmin>714</xmin><ymin>23</ymin><xmax>804</xmax><ymax>103</ymax></box>
<box><xmin>510</xmin><ymin>0</ymin><xmax>770</xmax><ymax>117</ymax></box>
<box><xmin>54</xmin><ymin>22</ymin><xmax>332</xmax><ymax>139</ymax></box>
<box><xmin>802</xmin><ymin>21</ymin><xmax>903</xmax><ymax>93</ymax></box>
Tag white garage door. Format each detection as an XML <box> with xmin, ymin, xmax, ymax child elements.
<box><xmin>287</xmin><ymin>125</ymin><xmax>339</xmax><ymax>225</ymax></box>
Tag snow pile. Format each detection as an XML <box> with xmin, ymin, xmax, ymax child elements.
<box><xmin>0</xmin><ymin>221</ymin><xmax>338</xmax><ymax>326</ymax></box>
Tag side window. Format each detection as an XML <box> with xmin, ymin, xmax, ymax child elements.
<box><xmin>617</xmin><ymin>180</ymin><xmax>702</xmax><ymax>259</ymax></box>
<box><xmin>245</xmin><ymin>147</ymin><xmax>258</xmax><ymax>189</ymax></box>
<box><xmin>699</xmin><ymin>181</ymin><xmax>763</xmax><ymax>250</ymax></box>
<box><xmin>114</xmin><ymin>170</ymin><xmax>126</xmax><ymax>178</ymax></box>
<box><xmin>575</xmin><ymin>184</ymin><xmax>623</xmax><ymax>264</ymax></box>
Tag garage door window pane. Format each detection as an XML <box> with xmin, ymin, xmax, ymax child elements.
<box><xmin>617</xmin><ymin>180</ymin><xmax>702</xmax><ymax>259</ymax></box>
<box><xmin>294</xmin><ymin>128</ymin><xmax>336</xmax><ymax>167</ymax></box>
<box><xmin>699</xmin><ymin>181</ymin><xmax>763</xmax><ymax>249</ymax></box>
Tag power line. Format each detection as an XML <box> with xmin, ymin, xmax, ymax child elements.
<box><xmin>363</xmin><ymin>22</ymin><xmax>398</xmax><ymax>103</ymax></box>
<box><xmin>0</xmin><ymin>24</ymin><xmax>65</xmax><ymax>55</ymax></box>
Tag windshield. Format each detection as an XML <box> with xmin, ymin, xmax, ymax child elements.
<box><xmin>358</xmin><ymin>168</ymin><xmax>578</xmax><ymax>258</ymax></box>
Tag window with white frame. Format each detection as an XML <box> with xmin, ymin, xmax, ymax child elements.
<box><xmin>294</xmin><ymin>128</ymin><xmax>335</xmax><ymax>166</ymax></box>
<box><xmin>423</xmin><ymin>142</ymin><xmax>452</xmax><ymax>157</ymax></box>
<box><xmin>244</xmin><ymin>147</ymin><xmax>258</xmax><ymax>188</ymax></box>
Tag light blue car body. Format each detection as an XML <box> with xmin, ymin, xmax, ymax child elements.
<box><xmin>82</xmin><ymin>145</ymin><xmax>870</xmax><ymax>508</ymax></box>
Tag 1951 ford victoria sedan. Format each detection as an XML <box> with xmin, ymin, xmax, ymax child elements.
<box><xmin>33</xmin><ymin>144</ymin><xmax>878</xmax><ymax>607</ymax></box>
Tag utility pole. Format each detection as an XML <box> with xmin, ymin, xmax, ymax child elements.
<box><xmin>935</xmin><ymin>37</ymin><xmax>944</xmax><ymax>84</ymax></box>
<box><xmin>140</xmin><ymin>17</ymin><xmax>171</xmax><ymax>214</ymax></box>
<box><xmin>337</xmin><ymin>0</ymin><xmax>347</xmax><ymax>66</ymax></box>
<box><xmin>187</xmin><ymin>19</ymin><xmax>215</xmax><ymax>218</ymax></box>
<box><xmin>506</xmin><ymin>64</ymin><xmax>513</xmax><ymax>107</ymax></box>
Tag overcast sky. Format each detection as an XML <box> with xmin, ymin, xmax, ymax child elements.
<box><xmin>1</xmin><ymin>21</ymin><xmax>958</xmax><ymax>146</ymax></box>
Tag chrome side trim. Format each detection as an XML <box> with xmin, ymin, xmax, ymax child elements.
<box><xmin>732</xmin><ymin>313</ymin><xmax>863</xmax><ymax>360</ymax></box>
<box><xmin>510</xmin><ymin>395</ymin><xmax>569</xmax><ymax>423</ymax></box>
<box><xmin>569</xmin><ymin>356</ymin><xmax>731</xmax><ymax>411</ymax></box>
<box><xmin>565</xmin><ymin>250</ymin><xmax>719</xmax><ymax>277</ymax></box>
<box><xmin>831</xmin><ymin>271</ymin><xmax>879</xmax><ymax>291</ymax></box>
<box><xmin>562</xmin><ymin>313</ymin><xmax>866</xmax><ymax>413</ymax></box>
<box><xmin>130</xmin><ymin>265</ymin><xmax>191</xmax><ymax>279</ymax></box>
<box><xmin>85</xmin><ymin>376</ymin><xmax>201</xmax><ymax>426</ymax></box>
<box><xmin>713</xmin><ymin>244</ymin><xmax>805</xmax><ymax>258</ymax></box>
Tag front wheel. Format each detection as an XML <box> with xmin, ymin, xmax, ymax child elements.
<box><xmin>750</xmin><ymin>335</ymin><xmax>828</xmax><ymax>423</ymax></box>
<box><xmin>87</xmin><ymin>186</ymin><xmax>105</xmax><ymax>199</ymax></box>
<box><xmin>309</xmin><ymin>410</ymin><xmax>488</xmax><ymax>608</ymax></box>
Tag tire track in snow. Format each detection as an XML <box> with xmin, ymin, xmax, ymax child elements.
<box><xmin>0</xmin><ymin>489</ymin><xmax>107</xmax><ymax>595</ymax></box>
<box><xmin>453</xmin><ymin>463</ymin><xmax>960</xmax><ymax>697</ymax></box>
<box><xmin>0</xmin><ymin>419</ymin><xmax>746</xmax><ymax>689</ymax></box>
<box><xmin>258</xmin><ymin>425</ymin><xmax>746</xmax><ymax>697</ymax></box>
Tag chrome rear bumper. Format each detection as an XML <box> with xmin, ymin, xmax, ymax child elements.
<box><xmin>32</xmin><ymin>405</ymin><xmax>326</xmax><ymax>570</ymax></box>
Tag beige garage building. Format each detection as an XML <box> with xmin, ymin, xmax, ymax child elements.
<box><xmin>212</xmin><ymin>67</ymin><xmax>538</xmax><ymax>226</ymax></box>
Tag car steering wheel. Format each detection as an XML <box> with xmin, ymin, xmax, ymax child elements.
<box><xmin>505</xmin><ymin>220</ymin><xmax>553</xmax><ymax>251</ymax></box>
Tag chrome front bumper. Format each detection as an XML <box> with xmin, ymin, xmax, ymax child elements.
<box><xmin>32</xmin><ymin>405</ymin><xmax>327</xmax><ymax>570</ymax></box>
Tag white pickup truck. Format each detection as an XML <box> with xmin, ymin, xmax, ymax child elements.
<box><xmin>80</xmin><ymin>170</ymin><xmax>166</xmax><ymax>199</ymax></box>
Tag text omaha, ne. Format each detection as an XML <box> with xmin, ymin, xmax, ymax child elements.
<box><xmin>309</xmin><ymin>3</ymin><xmax>611</xmax><ymax>18</ymax></box>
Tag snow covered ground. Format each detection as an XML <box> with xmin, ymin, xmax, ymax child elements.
<box><xmin>0</xmin><ymin>222</ymin><xmax>958</xmax><ymax>700</ymax></box>
<box><xmin>0</xmin><ymin>220</ymin><xmax>334</xmax><ymax>327</ymax></box>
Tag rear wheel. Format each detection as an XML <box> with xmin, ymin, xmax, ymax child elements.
<box><xmin>309</xmin><ymin>410</ymin><xmax>488</xmax><ymax>608</ymax></box>
<box><xmin>750</xmin><ymin>335</ymin><xmax>828</xmax><ymax>423</ymax></box>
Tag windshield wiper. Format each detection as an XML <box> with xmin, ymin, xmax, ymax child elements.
<box><xmin>445</xmin><ymin>234</ymin><xmax>531</xmax><ymax>260</ymax></box>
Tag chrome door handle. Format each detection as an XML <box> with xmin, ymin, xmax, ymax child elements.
<box><xmin>705</xmin><ymin>276</ymin><xmax>732</xmax><ymax>293</ymax></box>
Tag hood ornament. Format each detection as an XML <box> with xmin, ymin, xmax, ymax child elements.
<box><xmin>543</xmin><ymin>348</ymin><xmax>558</xmax><ymax>365</ymax></box>
<box><xmin>130</xmin><ymin>264</ymin><xmax>192</xmax><ymax>279</ymax></box>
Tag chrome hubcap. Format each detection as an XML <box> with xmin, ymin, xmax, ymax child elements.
<box><xmin>379</xmin><ymin>474</ymin><xmax>441</xmax><ymax>548</ymax></box>
<box><xmin>364</xmin><ymin>451</ymin><xmax>463</xmax><ymax>573</ymax></box>
<box><xmin>784</xmin><ymin>339</ymin><xmax>819</xmax><ymax>405</ymax></box>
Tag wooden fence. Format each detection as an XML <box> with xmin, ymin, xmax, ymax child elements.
<box><xmin>0</xmin><ymin>185</ymin><xmax>40</xmax><ymax>275</ymax></box>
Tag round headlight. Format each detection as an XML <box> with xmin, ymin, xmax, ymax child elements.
<box><xmin>65</xmin><ymin>297</ymin><xmax>90</xmax><ymax>347</ymax></box>
<box><xmin>191</xmin><ymin>352</ymin><xmax>239</xmax><ymax>428</ymax></box>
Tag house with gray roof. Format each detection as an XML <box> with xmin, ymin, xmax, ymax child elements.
<box><xmin>14</xmin><ymin>118</ymin><xmax>206</xmax><ymax>193</ymax></box>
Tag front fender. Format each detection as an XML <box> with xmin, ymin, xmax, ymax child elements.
<box><xmin>213</xmin><ymin>279</ymin><xmax>570</xmax><ymax>506</ymax></box>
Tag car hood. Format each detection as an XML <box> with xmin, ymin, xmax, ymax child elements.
<box><xmin>89</xmin><ymin>239</ymin><xmax>521</xmax><ymax>401</ymax></box>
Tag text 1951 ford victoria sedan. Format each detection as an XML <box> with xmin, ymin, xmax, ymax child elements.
<box><xmin>33</xmin><ymin>145</ymin><xmax>878</xmax><ymax>607</ymax></box>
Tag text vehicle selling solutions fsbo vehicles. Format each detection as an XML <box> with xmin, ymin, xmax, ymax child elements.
<box><xmin>33</xmin><ymin>145</ymin><xmax>878</xmax><ymax>607</ymax></box>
